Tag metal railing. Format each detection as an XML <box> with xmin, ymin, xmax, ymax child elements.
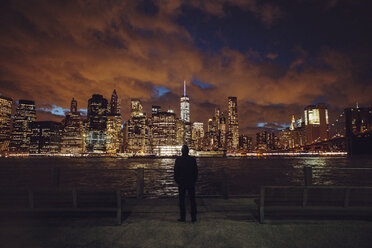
<box><xmin>1</xmin><ymin>166</ymin><xmax>372</xmax><ymax>198</ymax></box>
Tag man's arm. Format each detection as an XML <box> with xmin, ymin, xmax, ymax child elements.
<box><xmin>174</xmin><ymin>158</ymin><xmax>179</xmax><ymax>184</ymax></box>
<box><xmin>193</xmin><ymin>158</ymin><xmax>198</xmax><ymax>183</ymax></box>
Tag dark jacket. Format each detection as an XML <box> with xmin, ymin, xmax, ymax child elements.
<box><xmin>174</xmin><ymin>155</ymin><xmax>198</xmax><ymax>187</ymax></box>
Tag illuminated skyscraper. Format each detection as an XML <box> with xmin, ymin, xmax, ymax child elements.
<box><xmin>151</xmin><ymin>107</ymin><xmax>177</xmax><ymax>145</ymax></box>
<box><xmin>304</xmin><ymin>103</ymin><xmax>329</xmax><ymax>144</ymax></box>
<box><xmin>290</xmin><ymin>115</ymin><xmax>296</xmax><ymax>131</ymax></box>
<box><xmin>71</xmin><ymin>98</ymin><xmax>77</xmax><ymax>113</ymax></box>
<box><xmin>109</xmin><ymin>89</ymin><xmax>120</xmax><ymax>115</ymax></box>
<box><xmin>278</xmin><ymin>129</ymin><xmax>292</xmax><ymax>150</ymax></box>
<box><xmin>256</xmin><ymin>131</ymin><xmax>277</xmax><ymax>151</ymax></box>
<box><xmin>124</xmin><ymin>99</ymin><xmax>151</xmax><ymax>154</ymax></box>
<box><xmin>106</xmin><ymin>90</ymin><xmax>122</xmax><ymax>153</ymax></box>
<box><xmin>131</xmin><ymin>99</ymin><xmax>143</xmax><ymax>118</ymax></box>
<box><xmin>227</xmin><ymin>97</ymin><xmax>239</xmax><ymax>150</ymax></box>
<box><xmin>152</xmin><ymin>105</ymin><xmax>161</xmax><ymax>115</ymax></box>
<box><xmin>106</xmin><ymin>114</ymin><xmax>122</xmax><ymax>153</ymax></box>
<box><xmin>61</xmin><ymin>98</ymin><xmax>84</xmax><ymax>154</ymax></box>
<box><xmin>192</xmin><ymin>122</ymin><xmax>204</xmax><ymax>150</ymax></box>
<box><xmin>239</xmin><ymin>135</ymin><xmax>252</xmax><ymax>151</ymax></box>
<box><xmin>10</xmin><ymin>100</ymin><xmax>36</xmax><ymax>152</ymax></box>
<box><xmin>345</xmin><ymin>106</ymin><xmax>372</xmax><ymax>156</ymax></box>
<box><xmin>180</xmin><ymin>81</ymin><xmax>190</xmax><ymax>122</ymax></box>
<box><xmin>86</xmin><ymin>94</ymin><xmax>108</xmax><ymax>152</ymax></box>
<box><xmin>219</xmin><ymin>115</ymin><xmax>227</xmax><ymax>149</ymax></box>
<box><xmin>206</xmin><ymin>117</ymin><xmax>218</xmax><ymax>150</ymax></box>
<box><xmin>30</xmin><ymin>121</ymin><xmax>62</xmax><ymax>154</ymax></box>
<box><xmin>176</xmin><ymin>119</ymin><xmax>185</xmax><ymax>145</ymax></box>
<box><xmin>214</xmin><ymin>108</ymin><xmax>221</xmax><ymax>132</ymax></box>
<box><xmin>0</xmin><ymin>96</ymin><xmax>12</xmax><ymax>152</ymax></box>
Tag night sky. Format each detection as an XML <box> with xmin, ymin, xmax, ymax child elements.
<box><xmin>1</xmin><ymin>0</ymin><xmax>371</xmax><ymax>135</ymax></box>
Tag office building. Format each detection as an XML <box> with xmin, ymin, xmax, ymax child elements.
<box><xmin>304</xmin><ymin>103</ymin><xmax>329</xmax><ymax>144</ymax></box>
<box><xmin>180</xmin><ymin>81</ymin><xmax>190</xmax><ymax>122</ymax></box>
<box><xmin>30</xmin><ymin>121</ymin><xmax>62</xmax><ymax>154</ymax></box>
<box><xmin>151</xmin><ymin>107</ymin><xmax>177</xmax><ymax>146</ymax></box>
<box><xmin>61</xmin><ymin>98</ymin><xmax>84</xmax><ymax>153</ymax></box>
<box><xmin>150</xmin><ymin>107</ymin><xmax>180</xmax><ymax>155</ymax></box>
<box><xmin>227</xmin><ymin>97</ymin><xmax>239</xmax><ymax>151</ymax></box>
<box><xmin>218</xmin><ymin>115</ymin><xmax>227</xmax><ymax>149</ymax></box>
<box><xmin>345</xmin><ymin>106</ymin><xmax>372</xmax><ymax>155</ymax></box>
<box><xmin>124</xmin><ymin>99</ymin><xmax>151</xmax><ymax>154</ymax></box>
<box><xmin>86</xmin><ymin>94</ymin><xmax>108</xmax><ymax>153</ymax></box>
<box><xmin>109</xmin><ymin>89</ymin><xmax>120</xmax><ymax>115</ymax></box>
<box><xmin>0</xmin><ymin>96</ymin><xmax>12</xmax><ymax>152</ymax></box>
<box><xmin>130</xmin><ymin>99</ymin><xmax>144</xmax><ymax>118</ymax></box>
<box><xmin>192</xmin><ymin>122</ymin><xmax>204</xmax><ymax>150</ymax></box>
<box><xmin>239</xmin><ymin>135</ymin><xmax>252</xmax><ymax>151</ymax></box>
<box><xmin>105</xmin><ymin>90</ymin><xmax>122</xmax><ymax>153</ymax></box>
<box><xmin>256</xmin><ymin>131</ymin><xmax>278</xmax><ymax>151</ymax></box>
<box><xmin>10</xmin><ymin>100</ymin><xmax>36</xmax><ymax>152</ymax></box>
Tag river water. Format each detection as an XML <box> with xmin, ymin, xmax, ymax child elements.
<box><xmin>1</xmin><ymin>157</ymin><xmax>372</xmax><ymax>197</ymax></box>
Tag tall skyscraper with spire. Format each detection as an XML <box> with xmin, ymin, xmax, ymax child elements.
<box><xmin>180</xmin><ymin>80</ymin><xmax>190</xmax><ymax>123</ymax></box>
<box><xmin>106</xmin><ymin>90</ymin><xmax>122</xmax><ymax>153</ymax></box>
<box><xmin>109</xmin><ymin>89</ymin><xmax>120</xmax><ymax>115</ymax></box>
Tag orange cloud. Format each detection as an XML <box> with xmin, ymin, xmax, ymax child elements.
<box><xmin>0</xmin><ymin>0</ymin><xmax>370</xmax><ymax>136</ymax></box>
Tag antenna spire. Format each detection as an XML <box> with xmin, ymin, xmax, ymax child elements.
<box><xmin>183</xmin><ymin>80</ymin><xmax>186</xmax><ymax>96</ymax></box>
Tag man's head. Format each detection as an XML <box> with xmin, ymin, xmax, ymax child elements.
<box><xmin>181</xmin><ymin>145</ymin><xmax>189</xmax><ymax>156</ymax></box>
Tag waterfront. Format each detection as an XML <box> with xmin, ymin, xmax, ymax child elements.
<box><xmin>1</xmin><ymin>157</ymin><xmax>372</xmax><ymax>197</ymax></box>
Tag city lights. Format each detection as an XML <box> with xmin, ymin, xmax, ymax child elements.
<box><xmin>0</xmin><ymin>86</ymin><xmax>371</xmax><ymax>157</ymax></box>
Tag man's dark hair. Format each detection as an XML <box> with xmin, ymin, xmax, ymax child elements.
<box><xmin>181</xmin><ymin>145</ymin><xmax>189</xmax><ymax>156</ymax></box>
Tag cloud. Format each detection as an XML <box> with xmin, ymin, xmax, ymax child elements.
<box><xmin>266</xmin><ymin>53</ymin><xmax>278</xmax><ymax>60</ymax></box>
<box><xmin>0</xmin><ymin>0</ymin><xmax>370</xmax><ymax>137</ymax></box>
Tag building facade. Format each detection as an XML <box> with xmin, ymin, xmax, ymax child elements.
<box><xmin>106</xmin><ymin>90</ymin><xmax>122</xmax><ymax>153</ymax></box>
<box><xmin>124</xmin><ymin>99</ymin><xmax>151</xmax><ymax>154</ymax></box>
<box><xmin>151</xmin><ymin>108</ymin><xmax>177</xmax><ymax>146</ymax></box>
<box><xmin>61</xmin><ymin>98</ymin><xmax>84</xmax><ymax>153</ymax></box>
<box><xmin>180</xmin><ymin>81</ymin><xmax>190</xmax><ymax>123</ymax></box>
<box><xmin>10</xmin><ymin>100</ymin><xmax>36</xmax><ymax>152</ymax></box>
<box><xmin>192</xmin><ymin>122</ymin><xmax>204</xmax><ymax>150</ymax></box>
<box><xmin>0</xmin><ymin>96</ymin><xmax>12</xmax><ymax>152</ymax></box>
<box><xmin>304</xmin><ymin>103</ymin><xmax>329</xmax><ymax>144</ymax></box>
<box><xmin>345</xmin><ymin>106</ymin><xmax>372</xmax><ymax>156</ymax></box>
<box><xmin>239</xmin><ymin>135</ymin><xmax>252</xmax><ymax>151</ymax></box>
<box><xmin>256</xmin><ymin>131</ymin><xmax>278</xmax><ymax>151</ymax></box>
<box><xmin>30</xmin><ymin>121</ymin><xmax>62</xmax><ymax>154</ymax></box>
<box><xmin>86</xmin><ymin>94</ymin><xmax>108</xmax><ymax>153</ymax></box>
<box><xmin>227</xmin><ymin>97</ymin><xmax>239</xmax><ymax>151</ymax></box>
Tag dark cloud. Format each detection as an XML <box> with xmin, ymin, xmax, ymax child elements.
<box><xmin>0</xmin><ymin>0</ymin><xmax>371</xmax><ymax>137</ymax></box>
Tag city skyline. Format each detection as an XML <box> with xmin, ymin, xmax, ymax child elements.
<box><xmin>0</xmin><ymin>88</ymin><xmax>367</xmax><ymax>136</ymax></box>
<box><xmin>0</xmin><ymin>1</ymin><xmax>371</xmax><ymax>137</ymax></box>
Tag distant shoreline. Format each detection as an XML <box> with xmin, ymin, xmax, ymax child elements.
<box><xmin>1</xmin><ymin>151</ymin><xmax>348</xmax><ymax>159</ymax></box>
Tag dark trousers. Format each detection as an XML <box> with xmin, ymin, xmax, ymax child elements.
<box><xmin>178</xmin><ymin>185</ymin><xmax>197</xmax><ymax>220</ymax></box>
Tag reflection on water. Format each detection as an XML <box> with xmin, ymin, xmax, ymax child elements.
<box><xmin>0</xmin><ymin>157</ymin><xmax>371</xmax><ymax>197</ymax></box>
<box><xmin>299</xmin><ymin>157</ymin><xmax>328</xmax><ymax>168</ymax></box>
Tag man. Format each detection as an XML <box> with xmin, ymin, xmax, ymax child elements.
<box><xmin>174</xmin><ymin>145</ymin><xmax>198</xmax><ymax>222</ymax></box>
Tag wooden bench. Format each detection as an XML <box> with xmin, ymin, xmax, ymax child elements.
<box><xmin>259</xmin><ymin>186</ymin><xmax>372</xmax><ymax>223</ymax></box>
<box><xmin>0</xmin><ymin>188</ymin><xmax>124</xmax><ymax>225</ymax></box>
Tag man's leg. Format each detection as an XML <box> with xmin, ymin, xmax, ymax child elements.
<box><xmin>188</xmin><ymin>186</ymin><xmax>197</xmax><ymax>221</ymax></box>
<box><xmin>178</xmin><ymin>186</ymin><xmax>186</xmax><ymax>221</ymax></box>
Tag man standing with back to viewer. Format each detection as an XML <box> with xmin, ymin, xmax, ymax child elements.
<box><xmin>174</xmin><ymin>145</ymin><xmax>198</xmax><ymax>222</ymax></box>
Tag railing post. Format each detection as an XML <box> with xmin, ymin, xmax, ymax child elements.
<box><xmin>221</xmin><ymin>167</ymin><xmax>229</xmax><ymax>199</ymax></box>
<box><xmin>51</xmin><ymin>167</ymin><xmax>60</xmax><ymax>188</ymax></box>
<box><xmin>303</xmin><ymin>166</ymin><xmax>312</xmax><ymax>186</ymax></box>
<box><xmin>137</xmin><ymin>168</ymin><xmax>144</xmax><ymax>199</ymax></box>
